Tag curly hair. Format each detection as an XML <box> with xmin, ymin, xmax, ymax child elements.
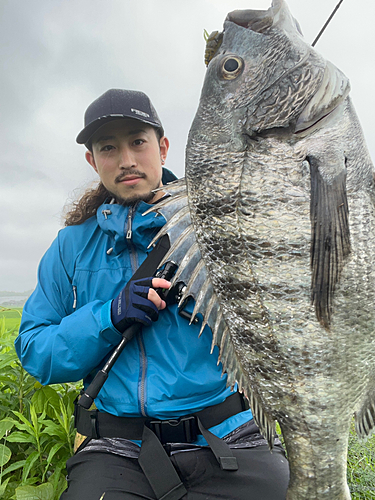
<box><xmin>64</xmin><ymin>182</ymin><xmax>111</xmax><ymax>226</ymax></box>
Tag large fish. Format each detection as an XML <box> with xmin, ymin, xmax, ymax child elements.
<box><xmin>145</xmin><ymin>1</ymin><xmax>375</xmax><ymax>498</ymax></box>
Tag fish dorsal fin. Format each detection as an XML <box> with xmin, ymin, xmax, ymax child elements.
<box><xmin>146</xmin><ymin>179</ymin><xmax>276</xmax><ymax>448</ymax></box>
<box><xmin>355</xmin><ymin>386</ymin><xmax>375</xmax><ymax>440</ymax></box>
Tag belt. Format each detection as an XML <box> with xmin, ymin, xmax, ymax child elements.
<box><xmin>74</xmin><ymin>391</ymin><xmax>249</xmax><ymax>500</ymax></box>
<box><xmin>74</xmin><ymin>391</ymin><xmax>248</xmax><ymax>443</ymax></box>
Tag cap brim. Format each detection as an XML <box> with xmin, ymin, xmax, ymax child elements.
<box><xmin>76</xmin><ymin>114</ymin><xmax>161</xmax><ymax>145</ymax></box>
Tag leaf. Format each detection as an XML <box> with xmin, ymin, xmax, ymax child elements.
<box><xmin>22</xmin><ymin>450</ymin><xmax>40</xmax><ymax>483</ymax></box>
<box><xmin>0</xmin><ymin>444</ymin><xmax>11</xmax><ymax>467</ymax></box>
<box><xmin>0</xmin><ymin>419</ymin><xmax>15</xmax><ymax>439</ymax></box>
<box><xmin>31</xmin><ymin>386</ymin><xmax>61</xmax><ymax>418</ymax></box>
<box><xmin>56</xmin><ymin>400</ymin><xmax>71</xmax><ymax>435</ymax></box>
<box><xmin>54</xmin><ymin>477</ymin><xmax>68</xmax><ymax>500</ymax></box>
<box><xmin>0</xmin><ymin>459</ymin><xmax>26</xmax><ymax>479</ymax></box>
<box><xmin>6</xmin><ymin>432</ymin><xmax>35</xmax><ymax>444</ymax></box>
<box><xmin>42</xmin><ymin>443</ymin><xmax>64</xmax><ymax>482</ymax></box>
<box><xmin>46</xmin><ymin>460</ymin><xmax>66</xmax><ymax>492</ymax></box>
<box><xmin>45</xmin><ymin>442</ymin><xmax>64</xmax><ymax>467</ymax></box>
<box><xmin>0</xmin><ymin>352</ymin><xmax>18</xmax><ymax>370</ymax></box>
<box><xmin>12</xmin><ymin>411</ymin><xmax>34</xmax><ymax>431</ymax></box>
<box><xmin>0</xmin><ymin>476</ymin><xmax>11</xmax><ymax>496</ymax></box>
<box><xmin>30</xmin><ymin>406</ymin><xmax>39</xmax><ymax>434</ymax></box>
<box><xmin>15</xmin><ymin>483</ymin><xmax>54</xmax><ymax>500</ymax></box>
<box><xmin>41</xmin><ymin>421</ymin><xmax>65</xmax><ymax>440</ymax></box>
<box><xmin>62</xmin><ymin>390</ymin><xmax>79</xmax><ymax>410</ymax></box>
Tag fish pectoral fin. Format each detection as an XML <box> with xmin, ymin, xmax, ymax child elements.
<box><xmin>355</xmin><ymin>386</ymin><xmax>375</xmax><ymax>440</ymax></box>
<box><xmin>309</xmin><ymin>155</ymin><xmax>351</xmax><ymax>328</ymax></box>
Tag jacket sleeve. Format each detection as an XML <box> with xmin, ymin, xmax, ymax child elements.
<box><xmin>14</xmin><ymin>233</ymin><xmax>122</xmax><ymax>385</ymax></box>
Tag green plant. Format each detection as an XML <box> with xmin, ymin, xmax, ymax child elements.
<box><xmin>0</xmin><ymin>309</ymin><xmax>81</xmax><ymax>499</ymax></box>
<box><xmin>0</xmin><ymin>312</ymin><xmax>34</xmax><ymax>417</ymax></box>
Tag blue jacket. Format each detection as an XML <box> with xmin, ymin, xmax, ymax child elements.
<box><xmin>15</xmin><ymin>200</ymin><xmax>252</xmax><ymax>440</ymax></box>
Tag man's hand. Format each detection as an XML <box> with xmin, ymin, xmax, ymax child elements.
<box><xmin>147</xmin><ymin>278</ymin><xmax>171</xmax><ymax>310</ymax></box>
<box><xmin>111</xmin><ymin>277</ymin><xmax>171</xmax><ymax>333</ymax></box>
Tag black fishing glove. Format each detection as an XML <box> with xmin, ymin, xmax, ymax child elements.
<box><xmin>111</xmin><ymin>278</ymin><xmax>159</xmax><ymax>333</ymax></box>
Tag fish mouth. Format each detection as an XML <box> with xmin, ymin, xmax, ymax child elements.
<box><xmin>226</xmin><ymin>1</ymin><xmax>303</xmax><ymax>36</ymax></box>
<box><xmin>226</xmin><ymin>8</ymin><xmax>274</xmax><ymax>33</ymax></box>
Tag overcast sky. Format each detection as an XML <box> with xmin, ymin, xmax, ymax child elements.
<box><xmin>1</xmin><ymin>0</ymin><xmax>374</xmax><ymax>292</ymax></box>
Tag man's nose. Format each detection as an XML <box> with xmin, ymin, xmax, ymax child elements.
<box><xmin>119</xmin><ymin>147</ymin><xmax>136</xmax><ymax>169</ymax></box>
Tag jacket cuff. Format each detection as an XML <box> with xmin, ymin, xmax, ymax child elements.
<box><xmin>100</xmin><ymin>300</ymin><xmax>123</xmax><ymax>345</ymax></box>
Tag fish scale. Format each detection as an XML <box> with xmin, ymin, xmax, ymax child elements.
<box><xmin>145</xmin><ymin>1</ymin><xmax>375</xmax><ymax>497</ymax></box>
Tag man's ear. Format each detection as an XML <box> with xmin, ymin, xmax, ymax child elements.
<box><xmin>159</xmin><ymin>136</ymin><xmax>170</xmax><ymax>162</ymax></box>
<box><xmin>85</xmin><ymin>150</ymin><xmax>98</xmax><ymax>173</ymax></box>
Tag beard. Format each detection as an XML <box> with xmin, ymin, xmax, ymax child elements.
<box><xmin>106</xmin><ymin>172</ymin><xmax>163</xmax><ymax>206</ymax></box>
<box><xmin>112</xmin><ymin>188</ymin><xmax>157</xmax><ymax>206</ymax></box>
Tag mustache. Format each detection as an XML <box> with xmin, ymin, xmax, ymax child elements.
<box><xmin>115</xmin><ymin>169</ymin><xmax>146</xmax><ymax>183</ymax></box>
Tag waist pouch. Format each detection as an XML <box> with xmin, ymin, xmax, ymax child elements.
<box><xmin>74</xmin><ymin>392</ymin><xmax>249</xmax><ymax>500</ymax></box>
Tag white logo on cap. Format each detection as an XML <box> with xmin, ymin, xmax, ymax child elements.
<box><xmin>131</xmin><ymin>108</ymin><xmax>150</xmax><ymax>118</ymax></box>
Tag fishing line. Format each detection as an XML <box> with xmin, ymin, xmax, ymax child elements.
<box><xmin>312</xmin><ymin>0</ymin><xmax>344</xmax><ymax>47</ymax></box>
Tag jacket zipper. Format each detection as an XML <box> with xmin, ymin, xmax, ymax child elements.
<box><xmin>125</xmin><ymin>204</ymin><xmax>147</xmax><ymax>416</ymax></box>
<box><xmin>126</xmin><ymin>204</ymin><xmax>139</xmax><ymax>272</ymax></box>
<box><xmin>72</xmin><ymin>286</ymin><xmax>77</xmax><ymax>311</ymax></box>
<box><xmin>126</xmin><ymin>207</ymin><xmax>133</xmax><ymax>240</ymax></box>
<box><xmin>138</xmin><ymin>334</ymin><xmax>148</xmax><ymax>416</ymax></box>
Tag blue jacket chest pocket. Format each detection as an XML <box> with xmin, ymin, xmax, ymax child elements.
<box><xmin>72</xmin><ymin>266</ymin><xmax>134</xmax><ymax>311</ymax></box>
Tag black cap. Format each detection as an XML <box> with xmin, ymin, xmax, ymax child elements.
<box><xmin>76</xmin><ymin>89</ymin><xmax>164</xmax><ymax>145</ymax></box>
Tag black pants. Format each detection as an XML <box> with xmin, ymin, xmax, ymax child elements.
<box><xmin>60</xmin><ymin>445</ymin><xmax>289</xmax><ymax>500</ymax></box>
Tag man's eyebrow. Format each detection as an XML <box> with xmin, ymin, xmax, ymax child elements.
<box><xmin>96</xmin><ymin>129</ymin><xmax>148</xmax><ymax>143</ymax></box>
<box><xmin>127</xmin><ymin>129</ymin><xmax>148</xmax><ymax>136</ymax></box>
<box><xmin>95</xmin><ymin>135</ymin><xmax>115</xmax><ymax>143</ymax></box>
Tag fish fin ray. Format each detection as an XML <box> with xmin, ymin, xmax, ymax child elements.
<box><xmin>177</xmin><ymin>259</ymin><xmax>206</xmax><ymax>305</ymax></box>
<box><xmin>355</xmin><ymin>387</ymin><xmax>375</xmax><ymax>440</ymax></box>
<box><xmin>157</xmin><ymin>226</ymin><xmax>195</xmax><ymax>269</ymax></box>
<box><xmin>143</xmin><ymin>192</ymin><xmax>187</xmax><ymax>216</ymax></box>
<box><xmin>190</xmin><ymin>278</ymin><xmax>213</xmax><ymax>324</ymax></box>
<box><xmin>170</xmin><ymin>242</ymin><xmax>201</xmax><ymax>287</ymax></box>
<box><xmin>242</xmin><ymin>382</ymin><xmax>276</xmax><ymax>449</ymax></box>
<box><xmin>147</xmin><ymin>205</ymin><xmax>191</xmax><ymax>249</ymax></box>
<box><xmin>156</xmin><ymin>177</ymin><xmax>187</xmax><ymax>195</ymax></box>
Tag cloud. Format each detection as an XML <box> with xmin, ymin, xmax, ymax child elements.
<box><xmin>1</xmin><ymin>0</ymin><xmax>374</xmax><ymax>291</ymax></box>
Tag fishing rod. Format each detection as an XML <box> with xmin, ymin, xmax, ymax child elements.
<box><xmin>77</xmin><ymin>261</ymin><xmax>179</xmax><ymax>409</ymax></box>
<box><xmin>312</xmin><ymin>0</ymin><xmax>345</xmax><ymax>47</ymax></box>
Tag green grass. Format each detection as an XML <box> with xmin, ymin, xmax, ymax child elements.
<box><xmin>347</xmin><ymin>422</ymin><xmax>375</xmax><ymax>498</ymax></box>
<box><xmin>0</xmin><ymin>308</ymin><xmax>22</xmax><ymax>332</ymax></box>
<box><xmin>275</xmin><ymin>421</ymin><xmax>375</xmax><ymax>497</ymax></box>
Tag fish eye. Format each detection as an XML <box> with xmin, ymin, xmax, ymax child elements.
<box><xmin>220</xmin><ymin>56</ymin><xmax>244</xmax><ymax>80</ymax></box>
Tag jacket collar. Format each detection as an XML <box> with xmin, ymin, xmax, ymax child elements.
<box><xmin>96</xmin><ymin>200</ymin><xmax>166</xmax><ymax>255</ymax></box>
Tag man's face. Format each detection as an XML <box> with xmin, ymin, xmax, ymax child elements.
<box><xmin>85</xmin><ymin>118</ymin><xmax>169</xmax><ymax>205</ymax></box>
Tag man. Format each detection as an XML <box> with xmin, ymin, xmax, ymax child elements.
<box><xmin>15</xmin><ymin>89</ymin><xmax>289</xmax><ymax>499</ymax></box>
